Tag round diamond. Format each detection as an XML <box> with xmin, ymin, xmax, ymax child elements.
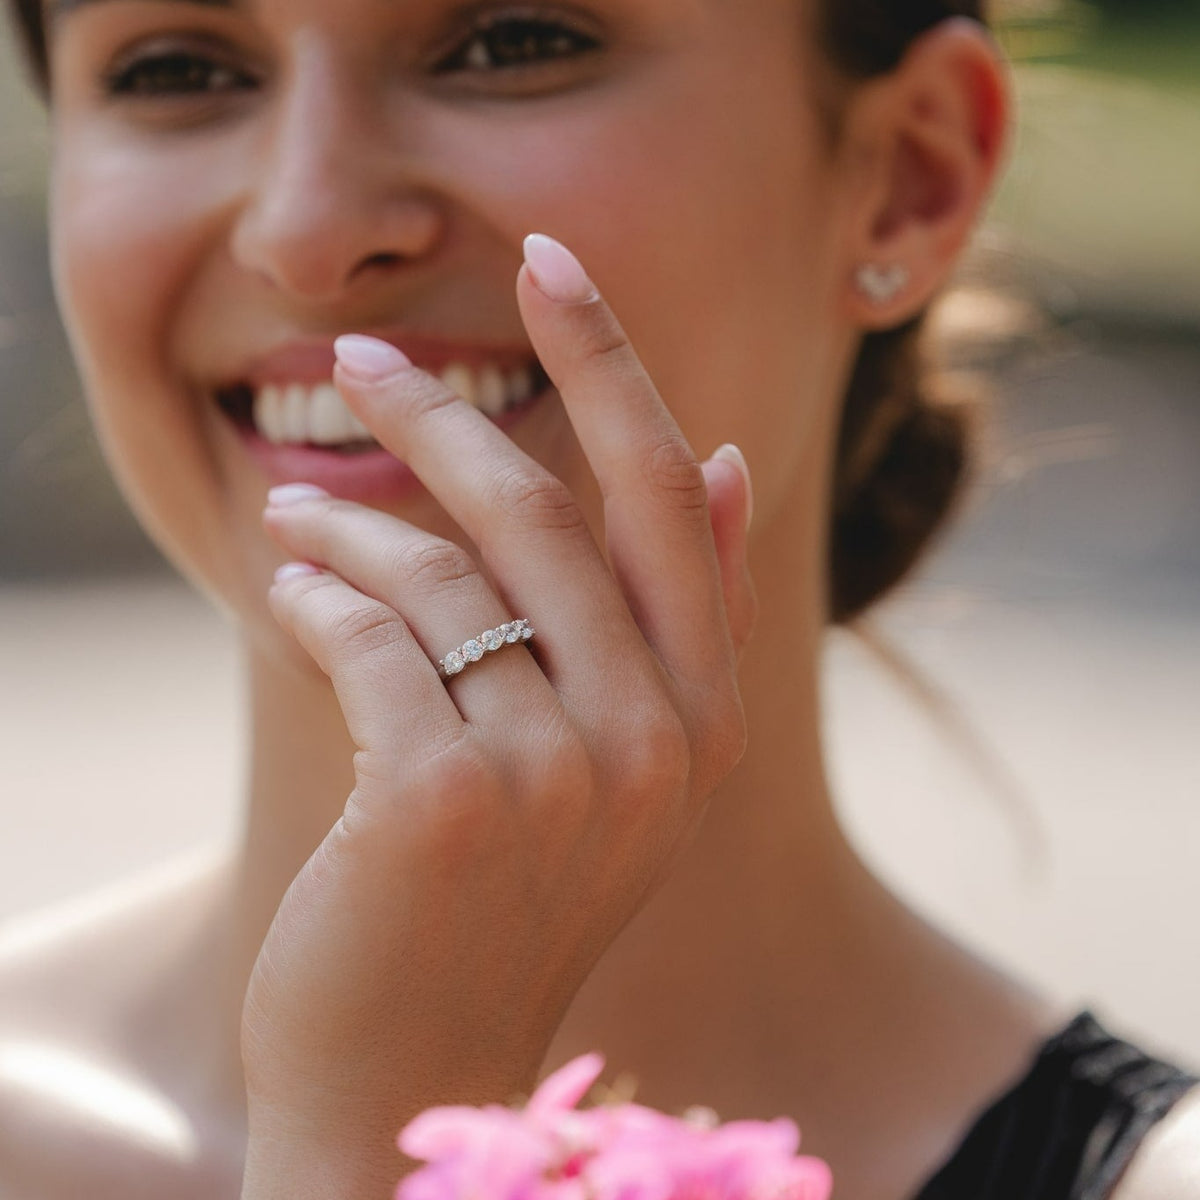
<box><xmin>442</xmin><ymin>650</ymin><xmax>465</xmax><ymax>675</ymax></box>
<box><xmin>503</xmin><ymin>623</ymin><xmax>522</xmax><ymax>644</ymax></box>
<box><xmin>518</xmin><ymin>622</ymin><xmax>534</xmax><ymax>641</ymax></box>
<box><xmin>463</xmin><ymin>639</ymin><xmax>484</xmax><ymax>662</ymax></box>
<box><xmin>482</xmin><ymin>628</ymin><xmax>503</xmax><ymax>652</ymax></box>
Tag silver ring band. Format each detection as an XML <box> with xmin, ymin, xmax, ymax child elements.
<box><xmin>438</xmin><ymin>619</ymin><xmax>534</xmax><ymax>680</ymax></box>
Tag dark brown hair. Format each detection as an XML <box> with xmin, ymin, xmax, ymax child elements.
<box><xmin>6</xmin><ymin>0</ymin><xmax>987</xmax><ymax>624</ymax></box>
<box><xmin>819</xmin><ymin>1</ymin><xmax>990</xmax><ymax>623</ymax></box>
<box><xmin>9</xmin><ymin>0</ymin><xmax>43</xmax><ymax>88</ymax></box>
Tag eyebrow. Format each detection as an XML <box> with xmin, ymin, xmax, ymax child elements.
<box><xmin>47</xmin><ymin>0</ymin><xmax>239</xmax><ymax>22</ymax></box>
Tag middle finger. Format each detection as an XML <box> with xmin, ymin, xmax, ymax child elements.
<box><xmin>326</xmin><ymin>342</ymin><xmax>655</xmax><ymax>711</ymax></box>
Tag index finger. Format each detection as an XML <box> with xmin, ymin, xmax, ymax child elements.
<box><xmin>518</xmin><ymin>234</ymin><xmax>735</xmax><ymax>686</ymax></box>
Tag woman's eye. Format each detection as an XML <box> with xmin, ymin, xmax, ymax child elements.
<box><xmin>105</xmin><ymin>52</ymin><xmax>257</xmax><ymax>98</ymax></box>
<box><xmin>437</xmin><ymin>15</ymin><xmax>601</xmax><ymax>73</ymax></box>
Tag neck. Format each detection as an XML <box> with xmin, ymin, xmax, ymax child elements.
<box><xmin>234</xmin><ymin>640</ymin><xmax>360</xmax><ymax>963</ymax></box>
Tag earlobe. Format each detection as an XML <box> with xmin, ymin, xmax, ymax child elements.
<box><xmin>843</xmin><ymin>18</ymin><xmax>1011</xmax><ymax>328</ymax></box>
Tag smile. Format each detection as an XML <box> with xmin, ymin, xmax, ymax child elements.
<box><xmin>210</xmin><ymin>337</ymin><xmax>556</xmax><ymax>503</ymax></box>
<box><xmin>216</xmin><ymin>357</ymin><xmax>551</xmax><ymax>454</ymax></box>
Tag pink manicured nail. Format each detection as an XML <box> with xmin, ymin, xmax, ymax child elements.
<box><xmin>334</xmin><ymin>334</ymin><xmax>412</xmax><ymax>381</ymax></box>
<box><xmin>274</xmin><ymin>562</ymin><xmax>321</xmax><ymax>583</ymax></box>
<box><xmin>523</xmin><ymin>234</ymin><xmax>597</xmax><ymax>304</ymax></box>
<box><xmin>712</xmin><ymin>443</ymin><xmax>754</xmax><ymax>532</ymax></box>
<box><xmin>267</xmin><ymin>483</ymin><xmax>329</xmax><ymax>507</ymax></box>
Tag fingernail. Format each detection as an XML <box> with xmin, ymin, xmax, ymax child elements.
<box><xmin>523</xmin><ymin>233</ymin><xmax>597</xmax><ymax>304</ymax></box>
<box><xmin>267</xmin><ymin>482</ymin><xmax>329</xmax><ymax>507</ymax></box>
<box><xmin>274</xmin><ymin>562</ymin><xmax>321</xmax><ymax>583</ymax></box>
<box><xmin>713</xmin><ymin>443</ymin><xmax>754</xmax><ymax>532</ymax></box>
<box><xmin>334</xmin><ymin>334</ymin><xmax>412</xmax><ymax>381</ymax></box>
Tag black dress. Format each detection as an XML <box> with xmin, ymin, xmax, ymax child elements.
<box><xmin>914</xmin><ymin>1012</ymin><xmax>1198</xmax><ymax>1200</ymax></box>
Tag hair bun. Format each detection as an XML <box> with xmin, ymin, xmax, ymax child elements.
<box><xmin>829</xmin><ymin>316</ymin><xmax>978</xmax><ymax>624</ymax></box>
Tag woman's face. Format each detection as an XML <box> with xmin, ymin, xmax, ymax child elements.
<box><xmin>46</xmin><ymin>0</ymin><xmax>856</xmax><ymax>650</ymax></box>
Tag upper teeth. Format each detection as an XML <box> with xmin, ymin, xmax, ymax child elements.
<box><xmin>252</xmin><ymin>362</ymin><xmax>536</xmax><ymax>446</ymax></box>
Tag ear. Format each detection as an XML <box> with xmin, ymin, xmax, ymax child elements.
<box><xmin>837</xmin><ymin>18</ymin><xmax>1011</xmax><ymax>329</ymax></box>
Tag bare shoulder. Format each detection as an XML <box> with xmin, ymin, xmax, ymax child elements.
<box><xmin>0</xmin><ymin>845</ymin><xmax>233</xmax><ymax>1020</ymax></box>
<box><xmin>1112</xmin><ymin>1086</ymin><xmax>1200</xmax><ymax>1200</ymax></box>
<box><xmin>0</xmin><ymin>848</ymin><xmax>240</xmax><ymax>1200</ymax></box>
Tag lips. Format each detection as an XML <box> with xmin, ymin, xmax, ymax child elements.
<box><xmin>212</xmin><ymin>335</ymin><xmax>554</xmax><ymax>502</ymax></box>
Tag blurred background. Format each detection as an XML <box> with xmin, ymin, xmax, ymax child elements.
<box><xmin>2</xmin><ymin>1</ymin><xmax>1198</xmax><ymax>1062</ymax></box>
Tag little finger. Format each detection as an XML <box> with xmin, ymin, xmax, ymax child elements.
<box><xmin>267</xmin><ymin>564</ymin><xmax>466</xmax><ymax>770</ymax></box>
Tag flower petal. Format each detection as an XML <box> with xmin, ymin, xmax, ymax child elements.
<box><xmin>526</xmin><ymin>1053</ymin><xmax>606</xmax><ymax>1122</ymax></box>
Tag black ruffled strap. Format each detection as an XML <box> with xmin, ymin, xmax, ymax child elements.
<box><xmin>914</xmin><ymin>1012</ymin><xmax>1198</xmax><ymax>1200</ymax></box>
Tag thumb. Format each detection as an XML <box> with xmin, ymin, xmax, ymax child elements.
<box><xmin>700</xmin><ymin>444</ymin><xmax>757</xmax><ymax>657</ymax></box>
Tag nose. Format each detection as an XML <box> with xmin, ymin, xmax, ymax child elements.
<box><xmin>231</xmin><ymin>54</ymin><xmax>445</xmax><ymax>303</ymax></box>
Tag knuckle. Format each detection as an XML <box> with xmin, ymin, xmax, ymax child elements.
<box><xmin>323</xmin><ymin>599</ymin><xmax>406</xmax><ymax>659</ymax></box>
<box><xmin>350</xmin><ymin>734</ymin><xmax>494</xmax><ymax>807</ymax></box>
<box><xmin>415</xmin><ymin>740</ymin><xmax>502</xmax><ymax>803</ymax></box>
<box><xmin>395</xmin><ymin>538</ymin><xmax>479</xmax><ymax>594</ymax></box>
<box><xmin>619</xmin><ymin>709</ymin><xmax>691</xmax><ymax>808</ymax></box>
<box><xmin>267</xmin><ymin>569</ymin><xmax>318</xmax><ymax>617</ymax></box>
<box><xmin>693</xmin><ymin>688</ymin><xmax>749</xmax><ymax>787</ymax></box>
<box><xmin>480</xmin><ymin>707</ymin><xmax>593</xmax><ymax>843</ymax></box>
<box><xmin>411</xmin><ymin>744</ymin><xmax>508</xmax><ymax>854</ymax></box>
<box><xmin>643</xmin><ymin>434</ymin><xmax>708</xmax><ymax>513</ymax></box>
<box><xmin>347</xmin><ymin>735</ymin><xmax>504</xmax><ymax>855</ymax></box>
<box><xmin>407</xmin><ymin>371</ymin><xmax>463</xmax><ymax>421</ymax></box>
<box><xmin>273</xmin><ymin>568</ymin><xmax>333</xmax><ymax>600</ymax></box>
<box><xmin>487</xmin><ymin>464</ymin><xmax>584</xmax><ymax>533</ymax></box>
<box><xmin>575</xmin><ymin>307</ymin><xmax>632</xmax><ymax>371</ymax></box>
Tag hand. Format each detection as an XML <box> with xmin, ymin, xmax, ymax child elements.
<box><xmin>241</xmin><ymin>234</ymin><xmax>756</xmax><ymax>1197</ymax></box>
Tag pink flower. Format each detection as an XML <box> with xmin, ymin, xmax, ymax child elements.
<box><xmin>396</xmin><ymin>1055</ymin><xmax>832</xmax><ymax>1200</ymax></box>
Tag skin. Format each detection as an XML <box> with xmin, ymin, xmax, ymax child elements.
<box><xmin>3</xmin><ymin>0</ymin><xmax>1197</xmax><ymax>1197</ymax></box>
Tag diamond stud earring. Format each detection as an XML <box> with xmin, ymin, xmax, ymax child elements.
<box><xmin>856</xmin><ymin>263</ymin><xmax>910</xmax><ymax>305</ymax></box>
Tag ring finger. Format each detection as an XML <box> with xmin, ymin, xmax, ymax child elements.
<box><xmin>263</xmin><ymin>486</ymin><xmax>558</xmax><ymax>730</ymax></box>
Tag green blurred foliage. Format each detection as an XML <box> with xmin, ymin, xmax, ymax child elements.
<box><xmin>996</xmin><ymin>0</ymin><xmax>1200</xmax><ymax>89</ymax></box>
<box><xmin>982</xmin><ymin>0</ymin><xmax>1200</xmax><ymax>326</ymax></box>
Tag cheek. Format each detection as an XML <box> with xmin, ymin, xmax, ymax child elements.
<box><xmin>48</xmin><ymin>129</ymin><xmax>241</xmax><ymax>578</ymax></box>
<box><xmin>459</xmin><ymin>69</ymin><xmax>841</xmax><ymax>501</ymax></box>
<box><xmin>50</xmin><ymin>133</ymin><xmax>226</xmax><ymax>396</ymax></box>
